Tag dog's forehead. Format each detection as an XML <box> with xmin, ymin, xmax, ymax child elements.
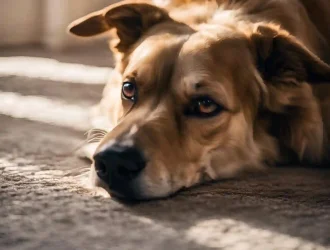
<box><xmin>172</xmin><ymin>32</ymin><xmax>222</xmax><ymax>88</ymax></box>
<box><xmin>125</xmin><ymin>34</ymin><xmax>188</xmax><ymax>87</ymax></box>
<box><xmin>174</xmin><ymin>30</ymin><xmax>251</xmax><ymax>81</ymax></box>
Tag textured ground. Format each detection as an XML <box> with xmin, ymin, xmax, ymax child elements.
<box><xmin>0</xmin><ymin>46</ymin><xmax>330</xmax><ymax>250</ymax></box>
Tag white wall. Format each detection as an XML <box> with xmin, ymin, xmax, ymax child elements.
<box><xmin>0</xmin><ymin>0</ymin><xmax>43</xmax><ymax>45</ymax></box>
<box><xmin>0</xmin><ymin>0</ymin><xmax>117</xmax><ymax>49</ymax></box>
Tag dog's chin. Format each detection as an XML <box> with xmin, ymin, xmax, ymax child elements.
<box><xmin>89</xmin><ymin>167</ymin><xmax>175</xmax><ymax>201</ymax></box>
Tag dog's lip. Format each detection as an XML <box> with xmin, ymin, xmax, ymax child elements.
<box><xmin>94</xmin><ymin>178</ymin><xmax>138</xmax><ymax>201</ymax></box>
<box><xmin>109</xmin><ymin>190</ymin><xmax>139</xmax><ymax>202</ymax></box>
<box><xmin>93</xmin><ymin>173</ymin><xmax>142</xmax><ymax>201</ymax></box>
<box><xmin>95</xmin><ymin>174</ymin><xmax>185</xmax><ymax>201</ymax></box>
<box><xmin>108</xmin><ymin>181</ymin><xmax>144</xmax><ymax>201</ymax></box>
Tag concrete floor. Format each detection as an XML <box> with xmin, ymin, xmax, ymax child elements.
<box><xmin>0</xmin><ymin>46</ymin><xmax>329</xmax><ymax>250</ymax></box>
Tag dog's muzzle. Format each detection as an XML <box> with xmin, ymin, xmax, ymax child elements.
<box><xmin>93</xmin><ymin>144</ymin><xmax>146</xmax><ymax>200</ymax></box>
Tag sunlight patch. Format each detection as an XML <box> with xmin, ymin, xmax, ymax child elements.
<box><xmin>185</xmin><ymin>219</ymin><xmax>327</xmax><ymax>249</ymax></box>
<box><xmin>0</xmin><ymin>91</ymin><xmax>90</xmax><ymax>131</ymax></box>
<box><xmin>0</xmin><ymin>57</ymin><xmax>112</xmax><ymax>84</ymax></box>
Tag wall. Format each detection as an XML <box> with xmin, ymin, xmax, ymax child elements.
<box><xmin>0</xmin><ymin>0</ymin><xmax>117</xmax><ymax>49</ymax></box>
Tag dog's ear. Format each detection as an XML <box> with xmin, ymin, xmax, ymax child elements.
<box><xmin>251</xmin><ymin>24</ymin><xmax>329</xmax><ymax>163</ymax></box>
<box><xmin>251</xmin><ymin>24</ymin><xmax>330</xmax><ymax>84</ymax></box>
<box><xmin>68</xmin><ymin>9</ymin><xmax>108</xmax><ymax>37</ymax></box>
<box><xmin>68</xmin><ymin>2</ymin><xmax>171</xmax><ymax>52</ymax></box>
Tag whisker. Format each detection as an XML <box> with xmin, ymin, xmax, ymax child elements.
<box><xmin>86</xmin><ymin>134</ymin><xmax>105</xmax><ymax>141</ymax></box>
<box><xmin>87</xmin><ymin>134</ymin><xmax>106</xmax><ymax>140</ymax></box>
<box><xmin>88</xmin><ymin>128</ymin><xmax>108</xmax><ymax>134</ymax></box>
<box><xmin>87</xmin><ymin>138</ymin><xmax>104</xmax><ymax>143</ymax></box>
<box><xmin>88</xmin><ymin>132</ymin><xmax>107</xmax><ymax>138</ymax></box>
<box><xmin>85</xmin><ymin>128</ymin><xmax>108</xmax><ymax>145</ymax></box>
<box><xmin>88</xmin><ymin>135</ymin><xmax>105</xmax><ymax>140</ymax></box>
<box><xmin>85</xmin><ymin>128</ymin><xmax>108</xmax><ymax>137</ymax></box>
<box><xmin>56</xmin><ymin>128</ymin><xmax>108</xmax><ymax>158</ymax></box>
<box><xmin>88</xmin><ymin>131</ymin><xmax>107</xmax><ymax>137</ymax></box>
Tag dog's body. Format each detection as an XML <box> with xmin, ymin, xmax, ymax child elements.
<box><xmin>69</xmin><ymin>0</ymin><xmax>330</xmax><ymax>200</ymax></box>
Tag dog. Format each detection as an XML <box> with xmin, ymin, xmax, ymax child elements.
<box><xmin>68</xmin><ymin>0</ymin><xmax>330</xmax><ymax>200</ymax></box>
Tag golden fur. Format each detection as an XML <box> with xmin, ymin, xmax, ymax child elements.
<box><xmin>68</xmin><ymin>0</ymin><xmax>330</xmax><ymax>200</ymax></box>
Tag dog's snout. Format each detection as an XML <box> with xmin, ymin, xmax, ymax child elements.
<box><xmin>93</xmin><ymin>144</ymin><xmax>146</xmax><ymax>198</ymax></box>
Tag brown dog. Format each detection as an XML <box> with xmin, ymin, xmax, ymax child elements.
<box><xmin>68</xmin><ymin>0</ymin><xmax>330</xmax><ymax>200</ymax></box>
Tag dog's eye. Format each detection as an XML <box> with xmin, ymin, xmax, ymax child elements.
<box><xmin>185</xmin><ymin>96</ymin><xmax>223</xmax><ymax>118</ymax></box>
<box><xmin>122</xmin><ymin>81</ymin><xmax>136</xmax><ymax>101</ymax></box>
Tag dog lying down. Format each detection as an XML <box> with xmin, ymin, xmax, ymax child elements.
<box><xmin>68</xmin><ymin>0</ymin><xmax>330</xmax><ymax>200</ymax></box>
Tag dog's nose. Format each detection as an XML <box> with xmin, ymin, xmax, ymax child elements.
<box><xmin>93</xmin><ymin>144</ymin><xmax>146</xmax><ymax>197</ymax></box>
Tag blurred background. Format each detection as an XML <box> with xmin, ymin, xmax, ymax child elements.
<box><xmin>0</xmin><ymin>1</ymin><xmax>123</xmax><ymax>142</ymax></box>
<box><xmin>0</xmin><ymin>0</ymin><xmax>119</xmax><ymax>66</ymax></box>
<box><xmin>1</xmin><ymin>0</ymin><xmax>117</xmax><ymax>49</ymax></box>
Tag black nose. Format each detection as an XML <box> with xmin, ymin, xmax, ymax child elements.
<box><xmin>93</xmin><ymin>144</ymin><xmax>146</xmax><ymax>197</ymax></box>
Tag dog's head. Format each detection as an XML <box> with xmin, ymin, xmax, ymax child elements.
<box><xmin>69</xmin><ymin>1</ymin><xmax>330</xmax><ymax>200</ymax></box>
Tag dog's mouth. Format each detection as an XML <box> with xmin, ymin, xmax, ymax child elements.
<box><xmin>92</xmin><ymin>167</ymin><xmax>144</xmax><ymax>201</ymax></box>
<box><xmin>108</xmin><ymin>189</ymin><xmax>138</xmax><ymax>202</ymax></box>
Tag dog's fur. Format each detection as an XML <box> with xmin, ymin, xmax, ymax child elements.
<box><xmin>69</xmin><ymin>0</ymin><xmax>330</xmax><ymax>200</ymax></box>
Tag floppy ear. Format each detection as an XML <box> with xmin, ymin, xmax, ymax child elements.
<box><xmin>251</xmin><ymin>24</ymin><xmax>330</xmax><ymax>84</ymax></box>
<box><xmin>68</xmin><ymin>2</ymin><xmax>171</xmax><ymax>52</ymax></box>
<box><xmin>251</xmin><ymin>24</ymin><xmax>330</xmax><ymax>163</ymax></box>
